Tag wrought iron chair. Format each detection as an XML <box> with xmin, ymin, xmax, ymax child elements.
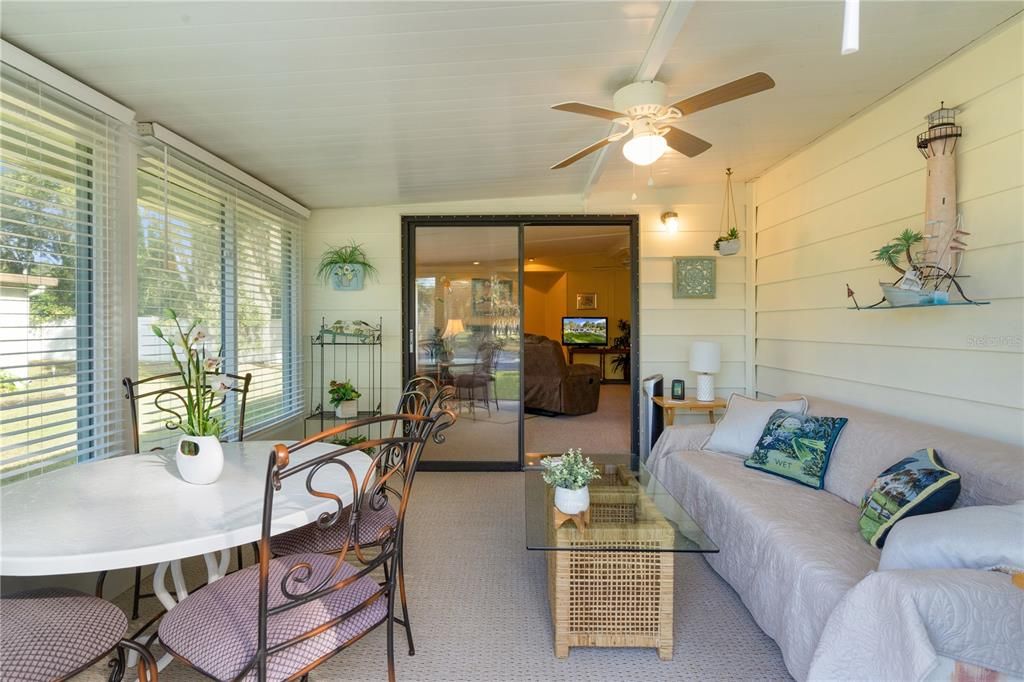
<box><xmin>267</xmin><ymin>377</ymin><xmax>455</xmax><ymax>657</ymax></box>
<box><xmin>157</xmin><ymin>407</ymin><xmax>455</xmax><ymax>682</ymax></box>
<box><xmin>451</xmin><ymin>340</ymin><xmax>501</xmax><ymax>417</ymax></box>
<box><xmin>104</xmin><ymin>371</ymin><xmax>253</xmax><ymax>622</ymax></box>
<box><xmin>0</xmin><ymin>587</ymin><xmax>158</xmax><ymax>682</ymax></box>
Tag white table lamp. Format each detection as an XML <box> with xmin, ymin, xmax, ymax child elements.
<box><xmin>689</xmin><ymin>341</ymin><xmax>721</xmax><ymax>402</ymax></box>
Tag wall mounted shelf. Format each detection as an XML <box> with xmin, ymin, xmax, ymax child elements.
<box><xmin>848</xmin><ymin>301</ymin><xmax>990</xmax><ymax>310</ymax></box>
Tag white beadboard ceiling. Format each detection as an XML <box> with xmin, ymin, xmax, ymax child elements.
<box><xmin>1</xmin><ymin>1</ymin><xmax>1018</xmax><ymax>209</ymax></box>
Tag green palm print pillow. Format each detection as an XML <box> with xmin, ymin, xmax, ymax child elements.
<box><xmin>744</xmin><ymin>410</ymin><xmax>848</xmax><ymax>489</ymax></box>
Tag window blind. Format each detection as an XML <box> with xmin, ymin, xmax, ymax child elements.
<box><xmin>136</xmin><ymin>138</ymin><xmax>302</xmax><ymax>449</ymax></box>
<box><xmin>0</xmin><ymin>63</ymin><xmax>126</xmax><ymax>479</ymax></box>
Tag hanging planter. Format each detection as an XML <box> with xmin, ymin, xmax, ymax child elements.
<box><xmin>316</xmin><ymin>242</ymin><xmax>379</xmax><ymax>291</ymax></box>
<box><xmin>714</xmin><ymin>168</ymin><xmax>741</xmax><ymax>256</ymax></box>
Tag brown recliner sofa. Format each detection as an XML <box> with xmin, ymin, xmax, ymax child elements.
<box><xmin>523</xmin><ymin>334</ymin><xmax>601</xmax><ymax>416</ymax></box>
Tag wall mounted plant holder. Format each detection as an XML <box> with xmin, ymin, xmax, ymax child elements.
<box><xmin>316</xmin><ymin>241</ymin><xmax>378</xmax><ymax>292</ymax></box>
<box><xmin>332</xmin><ymin>264</ymin><xmax>365</xmax><ymax>290</ymax></box>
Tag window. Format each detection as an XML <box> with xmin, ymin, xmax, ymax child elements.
<box><xmin>135</xmin><ymin>139</ymin><xmax>302</xmax><ymax>449</ymax></box>
<box><xmin>0</xmin><ymin>64</ymin><xmax>125</xmax><ymax>479</ymax></box>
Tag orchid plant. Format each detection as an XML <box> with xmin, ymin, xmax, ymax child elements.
<box><xmin>150</xmin><ymin>308</ymin><xmax>233</xmax><ymax>441</ymax></box>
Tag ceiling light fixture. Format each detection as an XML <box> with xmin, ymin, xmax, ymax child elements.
<box><xmin>661</xmin><ymin>211</ymin><xmax>680</xmax><ymax>233</ymax></box>
<box><xmin>472</xmin><ymin>261</ymin><xmax>481</xmax><ymax>265</ymax></box>
<box><xmin>623</xmin><ymin>132</ymin><xmax>668</xmax><ymax>166</ymax></box>
<box><xmin>842</xmin><ymin>0</ymin><xmax>859</xmax><ymax>55</ymax></box>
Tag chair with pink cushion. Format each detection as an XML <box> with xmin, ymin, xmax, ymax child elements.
<box><xmin>0</xmin><ymin>587</ymin><xmax>158</xmax><ymax>682</ymax></box>
<box><xmin>158</xmin><ymin>405</ymin><xmax>455</xmax><ymax>682</ymax></box>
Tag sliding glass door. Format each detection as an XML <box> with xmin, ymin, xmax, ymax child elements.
<box><xmin>406</xmin><ymin>224</ymin><xmax>522</xmax><ymax>469</ymax></box>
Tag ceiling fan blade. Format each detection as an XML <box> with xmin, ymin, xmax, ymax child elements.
<box><xmin>551</xmin><ymin>102</ymin><xmax>626</xmax><ymax>121</ymax></box>
<box><xmin>550</xmin><ymin>138</ymin><xmax>613</xmax><ymax>169</ymax></box>
<box><xmin>663</xmin><ymin>127</ymin><xmax>712</xmax><ymax>158</ymax></box>
<box><xmin>670</xmin><ymin>72</ymin><xmax>775</xmax><ymax>116</ymax></box>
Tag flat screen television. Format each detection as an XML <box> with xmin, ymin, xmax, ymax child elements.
<box><xmin>561</xmin><ymin>317</ymin><xmax>608</xmax><ymax>347</ymax></box>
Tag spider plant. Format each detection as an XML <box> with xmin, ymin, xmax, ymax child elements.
<box><xmin>316</xmin><ymin>241</ymin><xmax>379</xmax><ymax>284</ymax></box>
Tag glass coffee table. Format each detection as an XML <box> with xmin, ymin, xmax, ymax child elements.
<box><xmin>525</xmin><ymin>454</ymin><xmax>718</xmax><ymax>660</ymax></box>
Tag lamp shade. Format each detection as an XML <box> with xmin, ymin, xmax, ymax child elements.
<box><xmin>689</xmin><ymin>341</ymin><xmax>721</xmax><ymax>374</ymax></box>
<box><xmin>442</xmin><ymin>319</ymin><xmax>465</xmax><ymax>338</ymax></box>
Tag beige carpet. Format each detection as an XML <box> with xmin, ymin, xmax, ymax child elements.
<box><xmin>80</xmin><ymin>472</ymin><xmax>789</xmax><ymax>681</ymax></box>
<box><xmin>525</xmin><ymin>384</ymin><xmax>631</xmax><ymax>456</ymax></box>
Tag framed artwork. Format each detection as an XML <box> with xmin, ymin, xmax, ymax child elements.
<box><xmin>576</xmin><ymin>292</ymin><xmax>598</xmax><ymax>310</ymax></box>
<box><xmin>672</xmin><ymin>257</ymin><xmax>716</xmax><ymax>298</ymax></box>
<box><xmin>472</xmin><ymin>278</ymin><xmax>513</xmax><ymax>315</ymax></box>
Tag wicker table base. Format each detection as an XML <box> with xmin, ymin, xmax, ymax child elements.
<box><xmin>545</xmin><ymin>466</ymin><xmax>675</xmax><ymax>660</ymax></box>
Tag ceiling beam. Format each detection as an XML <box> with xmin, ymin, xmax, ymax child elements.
<box><xmin>582</xmin><ymin>0</ymin><xmax>694</xmax><ymax>200</ymax></box>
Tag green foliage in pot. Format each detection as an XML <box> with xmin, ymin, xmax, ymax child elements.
<box><xmin>316</xmin><ymin>241</ymin><xmax>379</xmax><ymax>284</ymax></box>
<box><xmin>713</xmin><ymin>227</ymin><xmax>741</xmax><ymax>251</ymax></box>
<box><xmin>541</xmin><ymin>449</ymin><xmax>601</xmax><ymax>491</ymax></box>
<box><xmin>328</xmin><ymin>379</ymin><xmax>361</xmax><ymax>406</ymax></box>
<box><xmin>329</xmin><ymin>432</ymin><xmax>375</xmax><ymax>455</ymax></box>
<box><xmin>609</xmin><ymin>319</ymin><xmax>631</xmax><ymax>381</ymax></box>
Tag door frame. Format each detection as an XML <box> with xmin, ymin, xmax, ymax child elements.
<box><xmin>401</xmin><ymin>214</ymin><xmax>641</xmax><ymax>471</ymax></box>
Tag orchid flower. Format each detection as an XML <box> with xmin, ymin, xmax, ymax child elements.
<box><xmin>210</xmin><ymin>375</ymin><xmax>234</xmax><ymax>394</ymax></box>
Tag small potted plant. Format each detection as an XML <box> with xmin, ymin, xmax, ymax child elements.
<box><xmin>330</xmin><ymin>432</ymin><xmax>375</xmax><ymax>455</ymax></box>
<box><xmin>316</xmin><ymin>241</ymin><xmax>379</xmax><ymax>291</ymax></box>
<box><xmin>150</xmin><ymin>308</ymin><xmax>234</xmax><ymax>485</ymax></box>
<box><xmin>328</xmin><ymin>380</ymin><xmax>361</xmax><ymax>419</ymax></box>
<box><xmin>542</xmin><ymin>448</ymin><xmax>601</xmax><ymax>515</ymax></box>
<box><xmin>714</xmin><ymin>227</ymin><xmax>741</xmax><ymax>256</ymax></box>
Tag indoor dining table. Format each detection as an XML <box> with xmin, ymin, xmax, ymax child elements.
<box><xmin>0</xmin><ymin>440</ymin><xmax>372</xmax><ymax>672</ymax></box>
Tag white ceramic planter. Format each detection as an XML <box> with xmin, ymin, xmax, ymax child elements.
<box><xmin>335</xmin><ymin>400</ymin><xmax>358</xmax><ymax>419</ymax></box>
<box><xmin>717</xmin><ymin>239</ymin><xmax>740</xmax><ymax>256</ymax></box>
<box><xmin>554</xmin><ymin>485</ymin><xmax>590</xmax><ymax>515</ymax></box>
<box><xmin>175</xmin><ymin>435</ymin><xmax>224</xmax><ymax>485</ymax></box>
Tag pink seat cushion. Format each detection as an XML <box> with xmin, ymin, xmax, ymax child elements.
<box><xmin>269</xmin><ymin>500</ymin><xmax>397</xmax><ymax>557</ymax></box>
<box><xmin>0</xmin><ymin>588</ymin><xmax>127</xmax><ymax>682</ymax></box>
<box><xmin>159</xmin><ymin>553</ymin><xmax>386</xmax><ymax>681</ymax></box>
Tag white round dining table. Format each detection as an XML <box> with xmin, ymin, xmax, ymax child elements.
<box><xmin>0</xmin><ymin>440</ymin><xmax>371</xmax><ymax>673</ymax></box>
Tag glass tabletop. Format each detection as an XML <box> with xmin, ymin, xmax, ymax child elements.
<box><xmin>524</xmin><ymin>454</ymin><xmax>718</xmax><ymax>553</ymax></box>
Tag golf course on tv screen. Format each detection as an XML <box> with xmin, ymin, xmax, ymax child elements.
<box><xmin>562</xmin><ymin>317</ymin><xmax>608</xmax><ymax>346</ymax></box>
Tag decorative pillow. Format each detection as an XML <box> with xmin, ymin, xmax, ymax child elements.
<box><xmin>879</xmin><ymin>501</ymin><xmax>1024</xmax><ymax>572</ymax></box>
<box><xmin>858</xmin><ymin>448</ymin><xmax>961</xmax><ymax>549</ymax></box>
<box><xmin>743</xmin><ymin>410</ymin><xmax>848</xmax><ymax>489</ymax></box>
<box><xmin>701</xmin><ymin>394</ymin><xmax>808</xmax><ymax>457</ymax></box>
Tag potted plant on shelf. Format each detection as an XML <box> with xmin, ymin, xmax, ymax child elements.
<box><xmin>609</xmin><ymin>319</ymin><xmax>631</xmax><ymax>383</ymax></box>
<box><xmin>330</xmin><ymin>432</ymin><xmax>375</xmax><ymax>455</ymax></box>
<box><xmin>329</xmin><ymin>380</ymin><xmax>361</xmax><ymax>419</ymax></box>
<box><xmin>150</xmin><ymin>308</ymin><xmax>234</xmax><ymax>485</ymax></box>
<box><xmin>316</xmin><ymin>241</ymin><xmax>379</xmax><ymax>291</ymax></box>
<box><xmin>714</xmin><ymin>227</ymin><xmax>741</xmax><ymax>256</ymax></box>
<box><xmin>542</xmin><ymin>448</ymin><xmax>601</xmax><ymax>515</ymax></box>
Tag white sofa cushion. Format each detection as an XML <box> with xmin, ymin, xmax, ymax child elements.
<box><xmin>648</xmin><ymin>447</ymin><xmax>878</xmax><ymax>680</ymax></box>
<box><xmin>879</xmin><ymin>501</ymin><xmax>1024</xmax><ymax>572</ymax></box>
<box><xmin>807</xmin><ymin>397</ymin><xmax>1024</xmax><ymax>509</ymax></box>
<box><xmin>701</xmin><ymin>393</ymin><xmax>808</xmax><ymax>457</ymax></box>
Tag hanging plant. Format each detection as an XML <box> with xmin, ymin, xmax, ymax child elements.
<box><xmin>316</xmin><ymin>241</ymin><xmax>379</xmax><ymax>291</ymax></box>
<box><xmin>714</xmin><ymin>168</ymin><xmax>741</xmax><ymax>256</ymax></box>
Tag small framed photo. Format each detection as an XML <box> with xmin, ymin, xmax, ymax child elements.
<box><xmin>576</xmin><ymin>292</ymin><xmax>598</xmax><ymax>310</ymax></box>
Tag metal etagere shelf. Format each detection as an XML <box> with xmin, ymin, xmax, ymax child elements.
<box><xmin>305</xmin><ymin>316</ymin><xmax>383</xmax><ymax>439</ymax></box>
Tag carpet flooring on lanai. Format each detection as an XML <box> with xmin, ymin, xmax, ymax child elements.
<box><xmin>80</xmin><ymin>472</ymin><xmax>790</xmax><ymax>681</ymax></box>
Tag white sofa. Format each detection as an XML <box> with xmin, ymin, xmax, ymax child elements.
<box><xmin>647</xmin><ymin>395</ymin><xmax>1024</xmax><ymax>681</ymax></box>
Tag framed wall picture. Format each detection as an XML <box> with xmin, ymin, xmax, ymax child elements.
<box><xmin>471</xmin><ymin>278</ymin><xmax>513</xmax><ymax>315</ymax></box>
<box><xmin>576</xmin><ymin>292</ymin><xmax>598</xmax><ymax>310</ymax></box>
<box><xmin>672</xmin><ymin>257</ymin><xmax>716</xmax><ymax>298</ymax></box>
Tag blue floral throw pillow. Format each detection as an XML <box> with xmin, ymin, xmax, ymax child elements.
<box><xmin>744</xmin><ymin>410</ymin><xmax>848</xmax><ymax>489</ymax></box>
<box><xmin>858</xmin><ymin>448</ymin><xmax>960</xmax><ymax>549</ymax></box>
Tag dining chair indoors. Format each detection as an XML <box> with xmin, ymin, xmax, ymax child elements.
<box><xmin>267</xmin><ymin>377</ymin><xmax>455</xmax><ymax>658</ymax></box>
<box><xmin>0</xmin><ymin>587</ymin><xmax>158</xmax><ymax>682</ymax></box>
<box><xmin>105</xmin><ymin>371</ymin><xmax>252</xmax><ymax>621</ymax></box>
<box><xmin>157</xmin><ymin>408</ymin><xmax>455</xmax><ymax>682</ymax></box>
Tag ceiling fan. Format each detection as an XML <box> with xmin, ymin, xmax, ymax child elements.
<box><xmin>550</xmin><ymin>72</ymin><xmax>775</xmax><ymax>169</ymax></box>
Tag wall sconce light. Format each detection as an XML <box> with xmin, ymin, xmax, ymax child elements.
<box><xmin>661</xmin><ymin>211</ymin><xmax>679</xmax><ymax>233</ymax></box>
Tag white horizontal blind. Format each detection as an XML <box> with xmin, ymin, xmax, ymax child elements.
<box><xmin>136</xmin><ymin>139</ymin><xmax>302</xmax><ymax>449</ymax></box>
<box><xmin>0</xmin><ymin>63</ymin><xmax>126</xmax><ymax>479</ymax></box>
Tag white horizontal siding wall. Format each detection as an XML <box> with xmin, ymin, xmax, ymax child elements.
<box><xmin>752</xmin><ymin>16</ymin><xmax>1024</xmax><ymax>446</ymax></box>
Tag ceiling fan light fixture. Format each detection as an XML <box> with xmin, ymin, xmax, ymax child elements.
<box><xmin>623</xmin><ymin>132</ymin><xmax>667</xmax><ymax>166</ymax></box>
<box><xmin>842</xmin><ymin>0</ymin><xmax>860</xmax><ymax>55</ymax></box>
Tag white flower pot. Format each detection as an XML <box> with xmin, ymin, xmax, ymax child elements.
<box><xmin>175</xmin><ymin>435</ymin><xmax>224</xmax><ymax>485</ymax></box>
<box><xmin>554</xmin><ymin>485</ymin><xmax>590</xmax><ymax>515</ymax></box>
<box><xmin>717</xmin><ymin>239</ymin><xmax>741</xmax><ymax>256</ymax></box>
<box><xmin>335</xmin><ymin>400</ymin><xmax>358</xmax><ymax>419</ymax></box>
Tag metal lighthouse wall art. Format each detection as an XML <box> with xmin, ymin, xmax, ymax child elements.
<box><xmin>848</xmin><ymin>103</ymin><xmax>987</xmax><ymax>309</ymax></box>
